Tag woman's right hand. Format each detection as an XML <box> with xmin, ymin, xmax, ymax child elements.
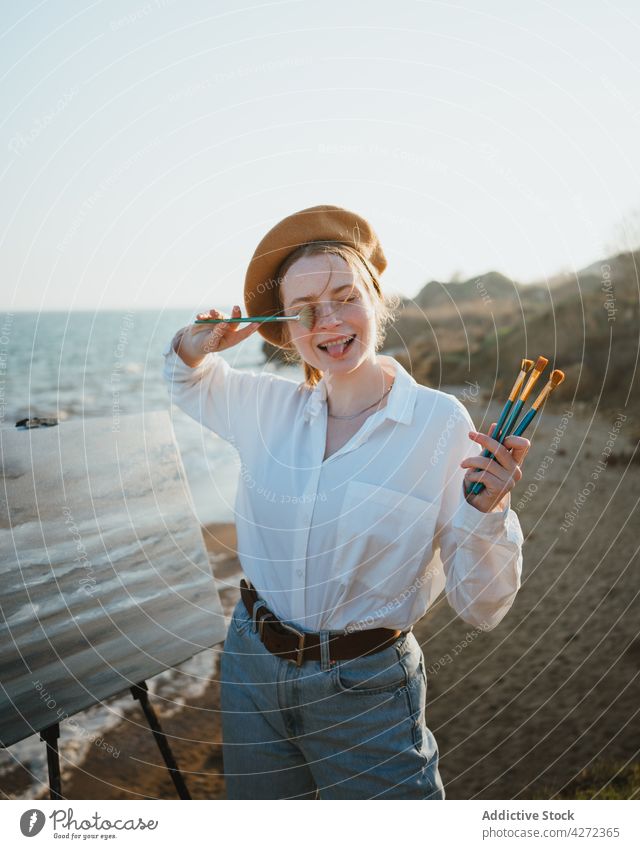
<box><xmin>173</xmin><ymin>305</ymin><xmax>260</xmax><ymax>366</ymax></box>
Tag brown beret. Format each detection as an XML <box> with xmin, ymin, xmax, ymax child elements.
<box><xmin>243</xmin><ymin>204</ymin><xmax>387</xmax><ymax>349</ymax></box>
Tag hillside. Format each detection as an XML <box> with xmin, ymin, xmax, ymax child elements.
<box><xmin>389</xmin><ymin>250</ymin><xmax>640</xmax><ymax>417</ymax></box>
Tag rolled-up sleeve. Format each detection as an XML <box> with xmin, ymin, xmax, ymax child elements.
<box><xmin>161</xmin><ymin>330</ymin><xmax>267</xmax><ymax>449</ymax></box>
<box><xmin>436</xmin><ymin>399</ymin><xmax>524</xmax><ymax>630</ymax></box>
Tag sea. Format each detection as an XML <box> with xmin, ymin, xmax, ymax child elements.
<box><xmin>0</xmin><ymin>309</ymin><xmax>303</xmax><ymax>799</ymax></box>
<box><xmin>0</xmin><ymin>309</ymin><xmax>303</xmax><ymax>524</ymax></box>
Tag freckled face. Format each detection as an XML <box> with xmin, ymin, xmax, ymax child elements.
<box><xmin>281</xmin><ymin>254</ymin><xmax>377</xmax><ymax>372</ymax></box>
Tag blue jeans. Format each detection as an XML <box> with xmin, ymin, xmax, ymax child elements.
<box><xmin>220</xmin><ymin>597</ymin><xmax>445</xmax><ymax>799</ymax></box>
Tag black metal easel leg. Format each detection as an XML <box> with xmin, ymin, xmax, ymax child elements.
<box><xmin>40</xmin><ymin>723</ymin><xmax>63</xmax><ymax>800</ymax></box>
<box><xmin>131</xmin><ymin>681</ymin><xmax>191</xmax><ymax>799</ymax></box>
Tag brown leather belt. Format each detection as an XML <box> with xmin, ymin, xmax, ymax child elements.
<box><xmin>239</xmin><ymin>578</ymin><xmax>406</xmax><ymax>667</ymax></box>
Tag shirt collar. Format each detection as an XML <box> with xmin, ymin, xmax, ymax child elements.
<box><xmin>302</xmin><ymin>355</ymin><xmax>418</xmax><ymax>425</ymax></box>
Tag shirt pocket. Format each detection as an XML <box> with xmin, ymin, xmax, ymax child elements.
<box><xmin>333</xmin><ymin>480</ymin><xmax>440</xmax><ymax>609</ymax></box>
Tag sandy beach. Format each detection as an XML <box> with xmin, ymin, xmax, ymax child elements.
<box><xmin>24</xmin><ymin>402</ymin><xmax>639</xmax><ymax>800</ymax></box>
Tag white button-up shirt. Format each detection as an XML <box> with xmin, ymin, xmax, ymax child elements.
<box><xmin>162</xmin><ymin>337</ymin><xmax>524</xmax><ymax>633</ymax></box>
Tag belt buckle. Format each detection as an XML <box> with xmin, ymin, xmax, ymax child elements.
<box><xmin>279</xmin><ymin>620</ymin><xmax>306</xmax><ymax>667</ymax></box>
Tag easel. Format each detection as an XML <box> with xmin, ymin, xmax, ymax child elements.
<box><xmin>130</xmin><ymin>681</ymin><xmax>191</xmax><ymax>800</ymax></box>
<box><xmin>38</xmin><ymin>681</ymin><xmax>191</xmax><ymax>800</ymax></box>
<box><xmin>1</xmin><ymin>413</ymin><xmax>227</xmax><ymax>802</ymax></box>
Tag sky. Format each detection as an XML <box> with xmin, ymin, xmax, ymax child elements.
<box><xmin>2</xmin><ymin>0</ymin><xmax>640</xmax><ymax>312</ymax></box>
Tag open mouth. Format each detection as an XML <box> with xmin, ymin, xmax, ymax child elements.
<box><xmin>317</xmin><ymin>334</ymin><xmax>356</xmax><ymax>357</ymax></box>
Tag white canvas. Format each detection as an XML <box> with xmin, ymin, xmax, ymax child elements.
<box><xmin>0</xmin><ymin>411</ymin><xmax>225</xmax><ymax>747</ymax></box>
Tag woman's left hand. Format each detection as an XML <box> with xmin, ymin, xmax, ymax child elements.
<box><xmin>460</xmin><ymin>424</ymin><xmax>531</xmax><ymax>513</ymax></box>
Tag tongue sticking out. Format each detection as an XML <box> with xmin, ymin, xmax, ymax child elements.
<box><xmin>326</xmin><ymin>342</ymin><xmax>347</xmax><ymax>359</ymax></box>
<box><xmin>321</xmin><ymin>335</ymin><xmax>355</xmax><ymax>359</ymax></box>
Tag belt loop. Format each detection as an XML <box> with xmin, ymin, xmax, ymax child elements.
<box><xmin>319</xmin><ymin>631</ymin><xmax>332</xmax><ymax>671</ymax></box>
<box><xmin>251</xmin><ymin>599</ymin><xmax>267</xmax><ymax>634</ymax></box>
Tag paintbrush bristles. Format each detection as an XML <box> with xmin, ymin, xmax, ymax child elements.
<box><xmin>519</xmin><ymin>356</ymin><xmax>549</xmax><ymax>402</ymax></box>
<box><xmin>507</xmin><ymin>359</ymin><xmax>535</xmax><ymax>401</ymax></box>
<box><xmin>531</xmin><ymin>369</ymin><xmax>566</xmax><ymax>410</ymax></box>
<box><xmin>297</xmin><ymin>304</ymin><xmax>315</xmax><ymax>329</ymax></box>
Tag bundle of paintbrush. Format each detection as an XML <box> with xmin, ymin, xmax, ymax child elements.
<box><xmin>467</xmin><ymin>357</ymin><xmax>565</xmax><ymax>497</ymax></box>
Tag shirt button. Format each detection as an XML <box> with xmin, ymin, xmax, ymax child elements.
<box><xmin>296</xmin><ymin>569</ymin><xmax>303</xmax><ymax>578</ymax></box>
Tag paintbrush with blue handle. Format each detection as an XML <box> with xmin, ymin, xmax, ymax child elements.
<box><xmin>462</xmin><ymin>358</ymin><xmax>532</xmax><ymax>496</ymax></box>
<box><xmin>468</xmin><ymin>366</ymin><xmax>564</xmax><ymax>496</ymax></box>
<box><xmin>467</xmin><ymin>356</ymin><xmax>548</xmax><ymax>497</ymax></box>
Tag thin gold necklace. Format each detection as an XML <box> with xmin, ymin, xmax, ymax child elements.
<box><xmin>327</xmin><ymin>379</ymin><xmax>395</xmax><ymax>420</ymax></box>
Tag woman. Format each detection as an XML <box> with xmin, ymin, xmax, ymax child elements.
<box><xmin>162</xmin><ymin>205</ymin><xmax>529</xmax><ymax>800</ymax></box>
